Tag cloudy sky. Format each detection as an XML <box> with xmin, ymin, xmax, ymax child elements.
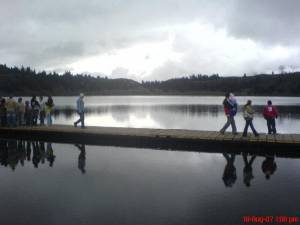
<box><xmin>1</xmin><ymin>0</ymin><xmax>299</xmax><ymax>80</ymax></box>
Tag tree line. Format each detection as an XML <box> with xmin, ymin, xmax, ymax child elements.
<box><xmin>1</xmin><ymin>64</ymin><xmax>300</xmax><ymax>96</ymax></box>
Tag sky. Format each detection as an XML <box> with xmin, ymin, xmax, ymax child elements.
<box><xmin>1</xmin><ymin>0</ymin><xmax>300</xmax><ymax>81</ymax></box>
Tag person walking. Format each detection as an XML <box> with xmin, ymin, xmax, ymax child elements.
<box><xmin>45</xmin><ymin>96</ymin><xmax>54</xmax><ymax>126</ymax></box>
<box><xmin>263</xmin><ymin>100</ymin><xmax>278</xmax><ymax>134</ymax></box>
<box><xmin>74</xmin><ymin>93</ymin><xmax>85</xmax><ymax>128</ymax></box>
<box><xmin>39</xmin><ymin>96</ymin><xmax>46</xmax><ymax>125</ymax></box>
<box><xmin>5</xmin><ymin>96</ymin><xmax>17</xmax><ymax>127</ymax></box>
<box><xmin>16</xmin><ymin>97</ymin><xmax>25</xmax><ymax>126</ymax></box>
<box><xmin>0</xmin><ymin>98</ymin><xmax>7</xmax><ymax>127</ymax></box>
<box><xmin>220</xmin><ymin>93</ymin><xmax>237</xmax><ymax>134</ymax></box>
<box><xmin>31</xmin><ymin>96</ymin><xmax>40</xmax><ymax>125</ymax></box>
<box><xmin>242</xmin><ymin>100</ymin><xmax>259</xmax><ymax>137</ymax></box>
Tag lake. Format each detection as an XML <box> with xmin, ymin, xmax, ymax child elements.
<box><xmin>23</xmin><ymin>96</ymin><xmax>300</xmax><ymax>133</ymax></box>
<box><xmin>0</xmin><ymin>139</ymin><xmax>299</xmax><ymax>225</ymax></box>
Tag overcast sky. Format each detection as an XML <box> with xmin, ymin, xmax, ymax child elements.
<box><xmin>1</xmin><ymin>0</ymin><xmax>300</xmax><ymax>80</ymax></box>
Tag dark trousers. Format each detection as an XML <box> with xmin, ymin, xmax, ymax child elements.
<box><xmin>220</xmin><ymin>115</ymin><xmax>237</xmax><ymax>134</ymax></box>
<box><xmin>243</xmin><ymin>118</ymin><xmax>258</xmax><ymax>136</ymax></box>
<box><xmin>74</xmin><ymin>112</ymin><xmax>85</xmax><ymax>128</ymax></box>
<box><xmin>0</xmin><ymin>115</ymin><xmax>7</xmax><ymax>126</ymax></box>
<box><xmin>40</xmin><ymin>111</ymin><xmax>45</xmax><ymax>125</ymax></box>
<box><xmin>33</xmin><ymin>110</ymin><xmax>39</xmax><ymax>125</ymax></box>
<box><xmin>267</xmin><ymin>118</ymin><xmax>276</xmax><ymax>134</ymax></box>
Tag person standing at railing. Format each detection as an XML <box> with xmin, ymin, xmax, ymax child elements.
<box><xmin>31</xmin><ymin>96</ymin><xmax>40</xmax><ymax>125</ymax></box>
<box><xmin>24</xmin><ymin>101</ymin><xmax>33</xmax><ymax>126</ymax></box>
<box><xmin>74</xmin><ymin>93</ymin><xmax>85</xmax><ymax>128</ymax></box>
<box><xmin>0</xmin><ymin>98</ymin><xmax>7</xmax><ymax>127</ymax></box>
<box><xmin>45</xmin><ymin>96</ymin><xmax>54</xmax><ymax>126</ymax></box>
<box><xmin>16</xmin><ymin>97</ymin><xmax>25</xmax><ymax>126</ymax></box>
<box><xmin>6</xmin><ymin>96</ymin><xmax>17</xmax><ymax>127</ymax></box>
<box><xmin>39</xmin><ymin>96</ymin><xmax>46</xmax><ymax>126</ymax></box>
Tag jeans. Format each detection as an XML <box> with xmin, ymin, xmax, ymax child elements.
<box><xmin>220</xmin><ymin>115</ymin><xmax>237</xmax><ymax>134</ymax></box>
<box><xmin>0</xmin><ymin>115</ymin><xmax>7</xmax><ymax>126</ymax></box>
<box><xmin>32</xmin><ymin>110</ymin><xmax>39</xmax><ymax>125</ymax></box>
<box><xmin>74</xmin><ymin>112</ymin><xmax>85</xmax><ymax>128</ymax></box>
<box><xmin>46</xmin><ymin>114</ymin><xmax>52</xmax><ymax>126</ymax></box>
<box><xmin>40</xmin><ymin>111</ymin><xmax>45</xmax><ymax>125</ymax></box>
<box><xmin>243</xmin><ymin>118</ymin><xmax>258</xmax><ymax>136</ymax></box>
<box><xmin>17</xmin><ymin>112</ymin><xmax>24</xmax><ymax>126</ymax></box>
<box><xmin>267</xmin><ymin>118</ymin><xmax>276</xmax><ymax>134</ymax></box>
<box><xmin>7</xmin><ymin>112</ymin><xmax>16</xmax><ymax>127</ymax></box>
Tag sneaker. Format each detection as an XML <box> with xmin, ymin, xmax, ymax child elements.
<box><xmin>233</xmin><ymin>132</ymin><xmax>238</xmax><ymax>135</ymax></box>
<box><xmin>220</xmin><ymin>131</ymin><xmax>225</xmax><ymax>135</ymax></box>
<box><xmin>255</xmin><ymin>133</ymin><xmax>260</xmax><ymax>137</ymax></box>
<box><xmin>74</xmin><ymin>122</ymin><xmax>77</xmax><ymax>128</ymax></box>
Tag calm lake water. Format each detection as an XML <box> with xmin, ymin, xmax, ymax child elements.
<box><xmin>0</xmin><ymin>139</ymin><xmax>299</xmax><ymax>225</ymax></box>
<box><xmin>24</xmin><ymin>96</ymin><xmax>300</xmax><ymax>133</ymax></box>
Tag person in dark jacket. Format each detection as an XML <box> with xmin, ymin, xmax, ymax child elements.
<box><xmin>220</xmin><ymin>93</ymin><xmax>237</xmax><ymax>134</ymax></box>
<box><xmin>263</xmin><ymin>100</ymin><xmax>278</xmax><ymax>134</ymax></box>
<box><xmin>31</xmin><ymin>96</ymin><xmax>40</xmax><ymax>125</ymax></box>
<box><xmin>0</xmin><ymin>98</ymin><xmax>7</xmax><ymax>127</ymax></box>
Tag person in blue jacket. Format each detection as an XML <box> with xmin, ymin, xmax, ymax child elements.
<box><xmin>74</xmin><ymin>93</ymin><xmax>85</xmax><ymax>128</ymax></box>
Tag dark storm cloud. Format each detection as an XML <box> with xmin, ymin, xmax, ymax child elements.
<box><xmin>227</xmin><ymin>0</ymin><xmax>300</xmax><ymax>45</ymax></box>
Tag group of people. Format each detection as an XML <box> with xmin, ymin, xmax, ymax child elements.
<box><xmin>220</xmin><ymin>93</ymin><xmax>279</xmax><ymax>136</ymax></box>
<box><xmin>0</xmin><ymin>96</ymin><xmax>55</xmax><ymax>127</ymax></box>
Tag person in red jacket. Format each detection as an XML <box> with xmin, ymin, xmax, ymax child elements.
<box><xmin>263</xmin><ymin>100</ymin><xmax>278</xmax><ymax>134</ymax></box>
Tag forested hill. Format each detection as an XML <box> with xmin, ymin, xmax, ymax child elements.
<box><xmin>1</xmin><ymin>64</ymin><xmax>300</xmax><ymax>96</ymax></box>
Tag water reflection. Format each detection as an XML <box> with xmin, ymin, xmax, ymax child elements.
<box><xmin>222</xmin><ymin>153</ymin><xmax>237</xmax><ymax>187</ymax></box>
<box><xmin>262</xmin><ymin>154</ymin><xmax>277</xmax><ymax>180</ymax></box>
<box><xmin>75</xmin><ymin>144</ymin><xmax>86</xmax><ymax>174</ymax></box>
<box><xmin>242</xmin><ymin>153</ymin><xmax>256</xmax><ymax>187</ymax></box>
<box><xmin>0</xmin><ymin>138</ymin><xmax>284</xmax><ymax>187</ymax></box>
<box><xmin>0</xmin><ymin>139</ymin><xmax>56</xmax><ymax>170</ymax></box>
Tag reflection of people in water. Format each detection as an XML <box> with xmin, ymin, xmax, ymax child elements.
<box><xmin>32</xmin><ymin>142</ymin><xmax>42</xmax><ymax>168</ymax></box>
<box><xmin>26</xmin><ymin>141</ymin><xmax>32</xmax><ymax>161</ymax></box>
<box><xmin>75</xmin><ymin>144</ymin><xmax>86</xmax><ymax>174</ymax></box>
<box><xmin>0</xmin><ymin>139</ymin><xmax>27</xmax><ymax>171</ymax></box>
<box><xmin>46</xmin><ymin>143</ymin><xmax>56</xmax><ymax>167</ymax></box>
<box><xmin>222</xmin><ymin>153</ymin><xmax>237</xmax><ymax>187</ymax></box>
<box><xmin>0</xmin><ymin>139</ymin><xmax>9</xmax><ymax>167</ymax></box>
<box><xmin>0</xmin><ymin>139</ymin><xmax>56</xmax><ymax>170</ymax></box>
<box><xmin>242</xmin><ymin>153</ymin><xmax>256</xmax><ymax>187</ymax></box>
<box><xmin>262</xmin><ymin>155</ymin><xmax>277</xmax><ymax>180</ymax></box>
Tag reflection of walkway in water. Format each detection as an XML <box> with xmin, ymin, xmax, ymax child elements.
<box><xmin>0</xmin><ymin>139</ymin><xmax>56</xmax><ymax>171</ymax></box>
